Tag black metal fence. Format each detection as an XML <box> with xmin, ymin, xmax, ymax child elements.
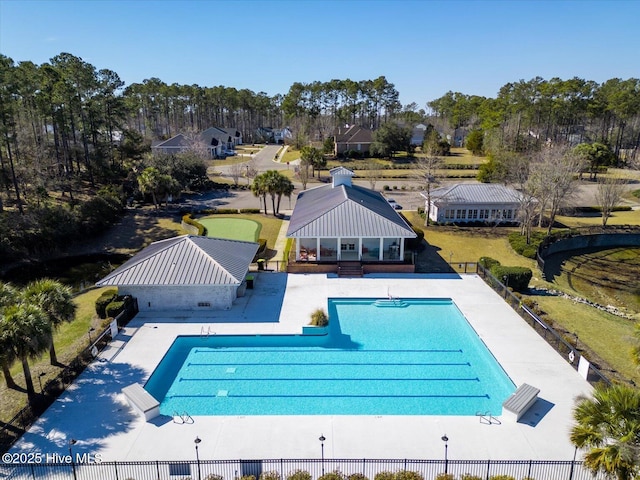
<box><xmin>474</xmin><ymin>263</ymin><xmax>611</xmax><ymax>387</ymax></box>
<box><xmin>0</xmin><ymin>458</ymin><xmax>608</xmax><ymax>480</ymax></box>
<box><xmin>0</xmin><ymin>301</ymin><xmax>138</xmax><ymax>454</ymax></box>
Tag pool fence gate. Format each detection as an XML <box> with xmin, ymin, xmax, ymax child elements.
<box><xmin>0</xmin><ymin>457</ymin><xmax>610</xmax><ymax>480</ymax></box>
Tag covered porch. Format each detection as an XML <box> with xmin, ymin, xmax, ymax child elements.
<box><xmin>295</xmin><ymin>236</ymin><xmax>405</xmax><ymax>262</ymax></box>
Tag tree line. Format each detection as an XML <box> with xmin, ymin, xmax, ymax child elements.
<box><xmin>1</xmin><ymin>50</ymin><xmax>639</xmax><ymax>261</ymax></box>
<box><xmin>428</xmin><ymin>77</ymin><xmax>640</xmax><ymax>161</ymax></box>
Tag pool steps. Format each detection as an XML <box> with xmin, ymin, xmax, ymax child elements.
<box><xmin>374</xmin><ymin>298</ymin><xmax>409</xmax><ymax>308</ymax></box>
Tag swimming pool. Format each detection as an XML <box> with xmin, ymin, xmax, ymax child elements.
<box><xmin>144</xmin><ymin>298</ymin><xmax>515</xmax><ymax>416</ymax></box>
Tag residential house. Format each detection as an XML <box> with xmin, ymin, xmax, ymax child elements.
<box><xmin>287</xmin><ymin>167</ymin><xmax>416</xmax><ymax>273</ymax></box>
<box><xmin>421</xmin><ymin>183</ymin><xmax>522</xmax><ymax>224</ymax></box>
<box><xmin>96</xmin><ymin>235</ymin><xmax>258</xmax><ymax>311</ymax></box>
<box><xmin>151</xmin><ymin>127</ymin><xmax>242</xmax><ymax>158</ymax></box>
<box><xmin>334</xmin><ymin>125</ymin><xmax>373</xmax><ymax>157</ymax></box>
<box><xmin>410</xmin><ymin>124</ymin><xmax>427</xmax><ymax>146</ymax></box>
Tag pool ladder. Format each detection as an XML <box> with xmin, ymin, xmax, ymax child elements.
<box><xmin>173</xmin><ymin>411</ymin><xmax>194</xmax><ymax>424</ymax></box>
<box><xmin>476</xmin><ymin>411</ymin><xmax>501</xmax><ymax>425</ymax></box>
<box><xmin>200</xmin><ymin>326</ymin><xmax>215</xmax><ymax>337</ymax></box>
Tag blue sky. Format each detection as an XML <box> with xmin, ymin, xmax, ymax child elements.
<box><xmin>1</xmin><ymin>0</ymin><xmax>639</xmax><ymax>108</ymax></box>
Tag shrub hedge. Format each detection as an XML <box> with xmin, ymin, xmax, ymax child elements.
<box><xmin>182</xmin><ymin>213</ymin><xmax>206</xmax><ymax>235</ymax></box>
<box><xmin>95</xmin><ymin>289</ymin><xmax>118</xmax><ymax>318</ymax></box>
<box><xmin>508</xmin><ymin>231</ymin><xmax>546</xmax><ymax>259</ymax></box>
<box><xmin>490</xmin><ymin>265</ymin><xmax>533</xmax><ymax>292</ymax></box>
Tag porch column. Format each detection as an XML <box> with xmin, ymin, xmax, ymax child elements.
<box><xmin>399</xmin><ymin>240</ymin><xmax>405</xmax><ymax>261</ymax></box>
<box><xmin>379</xmin><ymin>238</ymin><xmax>383</xmax><ymax>261</ymax></box>
<box><xmin>316</xmin><ymin>238</ymin><xmax>320</xmax><ymax>261</ymax></box>
<box><xmin>337</xmin><ymin>237</ymin><xmax>342</xmax><ymax>261</ymax></box>
<box><xmin>296</xmin><ymin>240</ymin><xmax>300</xmax><ymax>260</ymax></box>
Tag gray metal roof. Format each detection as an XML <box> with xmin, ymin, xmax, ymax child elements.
<box><xmin>153</xmin><ymin>134</ymin><xmax>188</xmax><ymax>148</ymax></box>
<box><xmin>287</xmin><ymin>184</ymin><xmax>416</xmax><ymax>238</ymax></box>
<box><xmin>423</xmin><ymin>184</ymin><xmax>522</xmax><ymax>206</ymax></box>
<box><xmin>96</xmin><ymin>236</ymin><xmax>258</xmax><ymax>287</ymax></box>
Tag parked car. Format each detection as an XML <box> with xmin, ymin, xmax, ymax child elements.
<box><xmin>386</xmin><ymin>198</ymin><xmax>402</xmax><ymax>210</ymax></box>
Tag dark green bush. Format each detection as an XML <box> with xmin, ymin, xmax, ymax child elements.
<box><xmin>347</xmin><ymin>474</ymin><xmax>368</xmax><ymax>480</ymax></box>
<box><xmin>105</xmin><ymin>300</ymin><xmax>125</xmax><ymax>318</ymax></box>
<box><xmin>240</xmin><ymin>208</ymin><xmax>261</xmax><ymax>213</ymax></box>
<box><xmin>286</xmin><ymin>470</ymin><xmax>312</xmax><ymax>480</ymax></box>
<box><xmin>95</xmin><ymin>289</ymin><xmax>118</xmax><ymax>318</ymax></box>
<box><xmin>319</xmin><ymin>473</ymin><xmax>345</xmax><ymax>480</ymax></box>
<box><xmin>214</xmin><ymin>208</ymin><xmax>240</xmax><ymax>214</ymax></box>
<box><xmin>479</xmin><ymin>257</ymin><xmax>501</xmax><ymax>269</ymax></box>
<box><xmin>508</xmin><ymin>231</ymin><xmax>546</xmax><ymax>258</ymax></box>
<box><xmin>394</xmin><ymin>471</ymin><xmax>423</xmax><ymax>480</ymax></box>
<box><xmin>310</xmin><ymin>308</ymin><xmax>329</xmax><ymax>327</ymax></box>
<box><xmin>490</xmin><ymin>266</ymin><xmax>533</xmax><ymax>292</ymax></box>
<box><xmin>259</xmin><ymin>472</ymin><xmax>281</xmax><ymax>480</ymax></box>
<box><xmin>373</xmin><ymin>473</ymin><xmax>394</xmax><ymax>480</ymax></box>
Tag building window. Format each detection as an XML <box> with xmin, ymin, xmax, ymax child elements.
<box><xmin>198</xmin><ymin>302</ymin><xmax>211</xmax><ymax>307</ymax></box>
<box><xmin>471</xmin><ymin>209</ymin><xmax>478</xmax><ymax>219</ymax></box>
<box><xmin>506</xmin><ymin>209</ymin><xmax>513</xmax><ymax>219</ymax></box>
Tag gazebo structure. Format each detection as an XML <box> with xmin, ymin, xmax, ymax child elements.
<box><xmin>286</xmin><ymin>167</ymin><xmax>416</xmax><ymax>274</ymax></box>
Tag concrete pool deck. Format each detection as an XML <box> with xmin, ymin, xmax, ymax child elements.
<box><xmin>12</xmin><ymin>273</ymin><xmax>592</xmax><ymax>462</ymax></box>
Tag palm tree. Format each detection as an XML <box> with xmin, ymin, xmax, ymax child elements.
<box><xmin>22</xmin><ymin>279</ymin><xmax>77</xmax><ymax>365</ymax></box>
<box><xmin>251</xmin><ymin>173</ymin><xmax>269</xmax><ymax>215</ymax></box>
<box><xmin>0</xmin><ymin>281</ymin><xmax>19</xmax><ymax>389</ymax></box>
<box><xmin>137</xmin><ymin>166</ymin><xmax>162</xmax><ymax>209</ymax></box>
<box><xmin>275</xmin><ymin>174</ymin><xmax>294</xmax><ymax>215</ymax></box>
<box><xmin>1</xmin><ymin>303</ymin><xmax>52</xmax><ymax>396</ymax></box>
<box><xmin>570</xmin><ymin>383</ymin><xmax>640</xmax><ymax>480</ymax></box>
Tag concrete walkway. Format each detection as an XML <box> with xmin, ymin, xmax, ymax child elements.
<box><xmin>11</xmin><ymin>274</ymin><xmax>592</xmax><ymax>463</ymax></box>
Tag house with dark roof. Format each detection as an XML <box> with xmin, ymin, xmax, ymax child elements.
<box><xmin>151</xmin><ymin>127</ymin><xmax>242</xmax><ymax>158</ymax></box>
<box><xmin>96</xmin><ymin>236</ymin><xmax>258</xmax><ymax>311</ymax></box>
<box><xmin>334</xmin><ymin>125</ymin><xmax>373</xmax><ymax>157</ymax></box>
<box><xmin>286</xmin><ymin>167</ymin><xmax>416</xmax><ymax>273</ymax></box>
<box><xmin>421</xmin><ymin>183</ymin><xmax>523</xmax><ymax>224</ymax></box>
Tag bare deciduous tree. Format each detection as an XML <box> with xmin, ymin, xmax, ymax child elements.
<box><xmin>229</xmin><ymin>162</ymin><xmax>244</xmax><ymax>186</ymax></box>
<box><xmin>366</xmin><ymin>160</ymin><xmax>383</xmax><ymax>190</ymax></box>
<box><xmin>530</xmin><ymin>145</ymin><xmax>584</xmax><ymax>233</ymax></box>
<box><xmin>596</xmin><ymin>177</ymin><xmax>627</xmax><ymax>227</ymax></box>
<box><xmin>412</xmin><ymin>148</ymin><xmax>443</xmax><ymax>226</ymax></box>
<box><xmin>297</xmin><ymin>158</ymin><xmax>311</xmax><ymax>190</ymax></box>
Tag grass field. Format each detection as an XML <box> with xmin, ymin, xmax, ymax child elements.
<box><xmin>0</xmin><ymin>287</ymin><xmax>111</xmax><ymax>423</ymax></box>
<box><xmin>199</xmin><ymin>217</ymin><xmax>261</xmax><ymax>242</ymax></box>
<box><xmin>199</xmin><ymin>214</ymin><xmax>283</xmax><ymax>251</ymax></box>
<box><xmin>403</xmin><ymin>210</ymin><xmax>640</xmax><ymax>386</ymax></box>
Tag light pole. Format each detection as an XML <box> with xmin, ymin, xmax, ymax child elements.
<box><xmin>38</xmin><ymin>372</ymin><xmax>46</xmax><ymax>393</ymax></box>
<box><xmin>503</xmin><ymin>275</ymin><xmax>509</xmax><ymax>298</ymax></box>
<box><xmin>441</xmin><ymin>434</ymin><xmax>449</xmax><ymax>474</ymax></box>
<box><xmin>319</xmin><ymin>434</ymin><xmax>326</xmax><ymax>475</ymax></box>
<box><xmin>87</xmin><ymin>327</ymin><xmax>95</xmax><ymax>345</ymax></box>
<box><xmin>68</xmin><ymin>439</ymin><xmax>77</xmax><ymax>480</ymax></box>
<box><xmin>568</xmin><ymin>445</ymin><xmax>578</xmax><ymax>480</ymax></box>
<box><xmin>194</xmin><ymin>436</ymin><xmax>202</xmax><ymax>480</ymax></box>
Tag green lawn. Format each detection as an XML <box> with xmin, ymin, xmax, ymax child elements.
<box><xmin>199</xmin><ymin>217</ymin><xmax>261</xmax><ymax>242</ymax></box>
<box><xmin>403</xmin><ymin>211</ymin><xmax>640</xmax><ymax>386</ymax></box>
<box><xmin>0</xmin><ymin>287</ymin><xmax>110</xmax><ymax>423</ymax></box>
<box><xmin>199</xmin><ymin>214</ymin><xmax>283</xmax><ymax>251</ymax></box>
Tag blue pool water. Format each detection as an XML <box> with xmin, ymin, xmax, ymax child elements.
<box><xmin>144</xmin><ymin>298</ymin><xmax>515</xmax><ymax>416</ymax></box>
